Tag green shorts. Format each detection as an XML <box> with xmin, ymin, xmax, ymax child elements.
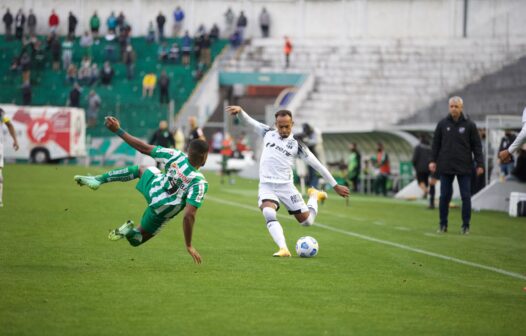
<box><xmin>135</xmin><ymin>168</ymin><xmax>182</xmax><ymax>235</ymax></box>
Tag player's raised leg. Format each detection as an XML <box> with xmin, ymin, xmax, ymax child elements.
<box><xmin>74</xmin><ymin>165</ymin><xmax>141</xmax><ymax>190</ymax></box>
<box><xmin>294</xmin><ymin>187</ymin><xmax>327</xmax><ymax>226</ymax></box>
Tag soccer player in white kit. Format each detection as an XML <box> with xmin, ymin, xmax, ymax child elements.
<box><xmin>499</xmin><ymin>106</ymin><xmax>526</xmax><ymax>163</ymax></box>
<box><xmin>0</xmin><ymin>108</ymin><xmax>20</xmax><ymax>207</ymax></box>
<box><xmin>226</xmin><ymin>106</ymin><xmax>350</xmax><ymax>257</ymax></box>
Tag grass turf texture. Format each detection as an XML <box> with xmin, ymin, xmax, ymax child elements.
<box><xmin>1</xmin><ymin>164</ymin><xmax>525</xmax><ymax>335</ymax></box>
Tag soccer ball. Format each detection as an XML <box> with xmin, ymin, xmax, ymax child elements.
<box><xmin>295</xmin><ymin>236</ymin><xmax>319</xmax><ymax>258</ymax></box>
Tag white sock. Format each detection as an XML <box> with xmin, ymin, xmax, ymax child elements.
<box><xmin>307</xmin><ymin>193</ymin><xmax>318</xmax><ymax>216</ymax></box>
<box><xmin>262</xmin><ymin>207</ymin><xmax>287</xmax><ymax>249</ymax></box>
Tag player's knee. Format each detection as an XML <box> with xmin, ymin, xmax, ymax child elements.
<box><xmin>126</xmin><ymin>230</ymin><xmax>144</xmax><ymax>247</ymax></box>
<box><xmin>262</xmin><ymin>207</ymin><xmax>277</xmax><ymax>223</ymax></box>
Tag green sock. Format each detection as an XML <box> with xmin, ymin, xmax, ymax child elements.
<box><xmin>95</xmin><ymin>165</ymin><xmax>140</xmax><ymax>184</ymax></box>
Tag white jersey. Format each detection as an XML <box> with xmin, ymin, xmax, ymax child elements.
<box><xmin>508</xmin><ymin>106</ymin><xmax>526</xmax><ymax>154</ymax></box>
<box><xmin>237</xmin><ymin>110</ymin><xmax>337</xmax><ymax>186</ymax></box>
<box><xmin>0</xmin><ymin>112</ymin><xmax>8</xmax><ymax>167</ymax></box>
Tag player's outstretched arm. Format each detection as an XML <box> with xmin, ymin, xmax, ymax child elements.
<box><xmin>183</xmin><ymin>204</ymin><xmax>202</xmax><ymax>264</ymax></box>
<box><xmin>105</xmin><ymin>116</ymin><xmax>155</xmax><ymax>155</ymax></box>
<box><xmin>225</xmin><ymin>105</ymin><xmax>270</xmax><ymax>136</ymax></box>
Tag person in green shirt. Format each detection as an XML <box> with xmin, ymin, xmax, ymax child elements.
<box><xmin>347</xmin><ymin>143</ymin><xmax>361</xmax><ymax>192</ymax></box>
<box><xmin>89</xmin><ymin>12</ymin><xmax>100</xmax><ymax>41</ymax></box>
<box><xmin>74</xmin><ymin>116</ymin><xmax>209</xmax><ymax>264</ymax></box>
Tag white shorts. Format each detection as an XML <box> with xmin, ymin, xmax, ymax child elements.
<box><xmin>258</xmin><ymin>182</ymin><xmax>308</xmax><ymax>214</ymax></box>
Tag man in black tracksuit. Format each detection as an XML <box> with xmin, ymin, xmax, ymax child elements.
<box><xmin>429</xmin><ymin>96</ymin><xmax>483</xmax><ymax>234</ymax></box>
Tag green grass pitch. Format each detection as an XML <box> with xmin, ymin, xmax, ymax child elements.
<box><xmin>1</xmin><ymin>164</ymin><xmax>525</xmax><ymax>335</ymax></box>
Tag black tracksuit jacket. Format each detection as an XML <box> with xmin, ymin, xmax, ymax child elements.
<box><xmin>431</xmin><ymin>113</ymin><xmax>483</xmax><ymax>175</ymax></box>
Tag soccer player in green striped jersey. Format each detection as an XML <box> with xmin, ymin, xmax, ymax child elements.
<box><xmin>74</xmin><ymin>116</ymin><xmax>208</xmax><ymax>264</ymax></box>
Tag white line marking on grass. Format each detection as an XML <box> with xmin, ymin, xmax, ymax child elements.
<box><xmin>208</xmin><ymin>196</ymin><xmax>526</xmax><ymax>281</ymax></box>
<box><xmin>424</xmin><ymin>233</ymin><xmax>442</xmax><ymax>237</ymax></box>
<box><xmin>373</xmin><ymin>221</ymin><xmax>385</xmax><ymax>226</ymax></box>
<box><xmin>394</xmin><ymin>226</ymin><xmax>411</xmax><ymax>231</ymax></box>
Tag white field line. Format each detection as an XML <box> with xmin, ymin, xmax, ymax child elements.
<box><xmin>208</xmin><ymin>196</ymin><xmax>526</xmax><ymax>281</ymax></box>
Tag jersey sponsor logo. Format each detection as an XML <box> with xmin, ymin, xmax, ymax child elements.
<box><xmin>446</xmin><ymin>127</ymin><xmax>451</xmax><ymax>131</ymax></box>
<box><xmin>286</xmin><ymin>139</ymin><xmax>294</xmax><ymax>149</ymax></box>
<box><xmin>265</xmin><ymin>141</ymin><xmax>292</xmax><ymax>157</ymax></box>
<box><xmin>169</xmin><ymin>162</ymin><xmax>190</xmax><ymax>184</ymax></box>
<box><xmin>459</xmin><ymin>127</ymin><xmax>465</xmax><ymax>134</ymax></box>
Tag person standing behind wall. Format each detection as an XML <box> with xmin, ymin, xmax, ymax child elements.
<box><xmin>429</xmin><ymin>96</ymin><xmax>483</xmax><ymax>235</ymax></box>
<box><xmin>284</xmin><ymin>36</ymin><xmax>292</xmax><ymax>68</ymax></box>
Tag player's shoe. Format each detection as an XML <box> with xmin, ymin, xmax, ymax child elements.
<box><xmin>307</xmin><ymin>187</ymin><xmax>328</xmax><ymax>202</ymax></box>
<box><xmin>108</xmin><ymin>220</ymin><xmax>134</xmax><ymax>241</ymax></box>
<box><xmin>273</xmin><ymin>248</ymin><xmax>291</xmax><ymax>257</ymax></box>
<box><xmin>74</xmin><ymin>175</ymin><xmax>101</xmax><ymax>190</ymax></box>
<box><xmin>461</xmin><ymin>226</ymin><xmax>470</xmax><ymax>235</ymax></box>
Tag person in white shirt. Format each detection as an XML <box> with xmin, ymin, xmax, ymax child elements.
<box><xmin>226</xmin><ymin>105</ymin><xmax>350</xmax><ymax>257</ymax></box>
<box><xmin>499</xmin><ymin>106</ymin><xmax>526</xmax><ymax>163</ymax></box>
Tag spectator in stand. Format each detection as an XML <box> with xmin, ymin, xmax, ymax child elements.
<box><xmin>15</xmin><ymin>9</ymin><xmax>25</xmax><ymax>40</ymax></box>
<box><xmin>158</xmin><ymin>70</ymin><xmax>170</xmax><ymax>104</ymax></box>
<box><xmin>146</xmin><ymin>21</ymin><xmax>155</xmax><ymax>44</ymax></box>
<box><xmin>69</xmin><ymin>83</ymin><xmax>81</xmax><ymax>107</ymax></box>
<box><xmin>173</xmin><ymin>6</ymin><xmax>185</xmax><ymax>37</ymax></box>
<box><xmin>66</xmin><ymin>63</ymin><xmax>77</xmax><ymax>84</ymax></box>
<box><xmin>3</xmin><ymin>9</ymin><xmax>13</xmax><ymax>41</ymax></box>
<box><xmin>123</xmin><ymin>44</ymin><xmax>135</xmax><ymax>80</ymax></box>
<box><xmin>224</xmin><ymin>7</ymin><xmax>235</xmax><ymax>38</ymax></box>
<box><xmin>347</xmin><ymin>143</ymin><xmax>361</xmax><ymax>192</ymax></box>
<box><xmin>87</xmin><ymin>90</ymin><xmax>101</xmax><ymax>127</ymax></box>
<box><xmin>193</xmin><ymin>33</ymin><xmax>203</xmax><ymax>64</ymax></box>
<box><xmin>62</xmin><ymin>35</ymin><xmax>74</xmax><ymax>70</ymax></box>
<box><xmin>100</xmin><ymin>61</ymin><xmax>114</xmax><ymax>85</ymax></box>
<box><xmin>498</xmin><ymin>130</ymin><xmax>516</xmax><ymax>177</ymax></box>
<box><xmin>50</xmin><ymin>36</ymin><xmax>61</xmax><ymax>71</ymax></box>
<box><xmin>20</xmin><ymin>52</ymin><xmax>31</xmax><ymax>84</ymax></box>
<box><xmin>181</xmin><ymin>31</ymin><xmax>192</xmax><ymax>66</ymax></box>
<box><xmin>48</xmin><ymin>10</ymin><xmax>59</xmax><ymax>33</ymax></box>
<box><xmin>68</xmin><ymin>11</ymin><xmax>78</xmax><ymax>38</ymax></box>
<box><xmin>89</xmin><ymin>63</ymin><xmax>99</xmax><ymax>85</ymax></box>
<box><xmin>107</xmin><ymin>11</ymin><xmax>117</xmax><ymax>34</ymax></box>
<box><xmin>372</xmin><ymin>142</ymin><xmax>390</xmax><ymax>196</ymax></box>
<box><xmin>21</xmin><ymin>80</ymin><xmax>32</xmax><ymax>105</ymax></box>
<box><xmin>259</xmin><ymin>7</ymin><xmax>270</xmax><ymax>38</ymax></box>
<box><xmin>200</xmin><ymin>34</ymin><xmax>212</xmax><ymax>66</ymax></box>
<box><xmin>150</xmin><ymin>120</ymin><xmax>175</xmax><ymax>148</ymax></box>
<box><xmin>168</xmin><ymin>43</ymin><xmax>180</xmax><ymax>63</ymax></box>
<box><xmin>156</xmin><ymin>11</ymin><xmax>166</xmax><ymax>41</ymax></box>
<box><xmin>412</xmin><ymin>136</ymin><xmax>432</xmax><ymax>200</ymax></box>
<box><xmin>78</xmin><ymin>56</ymin><xmax>91</xmax><ymax>85</ymax></box>
<box><xmin>27</xmin><ymin>10</ymin><xmax>37</xmax><ymax>36</ymax></box>
<box><xmin>196</xmin><ymin>24</ymin><xmax>206</xmax><ymax>37</ymax></box>
<box><xmin>90</xmin><ymin>12</ymin><xmax>101</xmax><ymax>42</ymax></box>
<box><xmin>236</xmin><ymin>11</ymin><xmax>247</xmax><ymax>38</ymax></box>
<box><xmin>229</xmin><ymin>28</ymin><xmax>242</xmax><ymax>48</ymax></box>
<box><xmin>210</xmin><ymin>24</ymin><xmax>220</xmax><ymax>42</ymax></box>
<box><xmin>284</xmin><ymin>36</ymin><xmax>293</xmax><ymax>68</ymax></box>
<box><xmin>142</xmin><ymin>73</ymin><xmax>157</xmax><ymax>97</ymax></box>
<box><xmin>80</xmin><ymin>31</ymin><xmax>93</xmax><ymax>58</ymax></box>
<box><xmin>158</xmin><ymin>41</ymin><xmax>169</xmax><ymax>62</ymax></box>
<box><xmin>117</xmin><ymin>12</ymin><xmax>126</xmax><ymax>34</ymax></box>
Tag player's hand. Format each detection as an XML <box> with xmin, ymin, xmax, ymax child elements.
<box><xmin>104</xmin><ymin>116</ymin><xmax>121</xmax><ymax>133</ymax></box>
<box><xmin>428</xmin><ymin>162</ymin><xmax>436</xmax><ymax>173</ymax></box>
<box><xmin>13</xmin><ymin>141</ymin><xmax>19</xmax><ymax>151</ymax></box>
<box><xmin>186</xmin><ymin>246</ymin><xmax>202</xmax><ymax>264</ymax></box>
<box><xmin>334</xmin><ymin>184</ymin><xmax>350</xmax><ymax>198</ymax></box>
<box><xmin>225</xmin><ymin>106</ymin><xmax>242</xmax><ymax>116</ymax></box>
<box><xmin>498</xmin><ymin>150</ymin><xmax>512</xmax><ymax>163</ymax></box>
<box><xmin>476</xmin><ymin>167</ymin><xmax>484</xmax><ymax>176</ymax></box>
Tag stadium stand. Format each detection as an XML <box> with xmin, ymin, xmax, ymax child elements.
<box><xmin>0</xmin><ymin>35</ymin><xmax>227</xmax><ymax>138</ymax></box>
<box><xmin>223</xmin><ymin>38</ymin><xmax>526</xmax><ymax>132</ymax></box>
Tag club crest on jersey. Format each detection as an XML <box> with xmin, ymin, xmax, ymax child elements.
<box><xmin>446</xmin><ymin>127</ymin><xmax>451</xmax><ymax>131</ymax></box>
<box><xmin>459</xmin><ymin>127</ymin><xmax>465</xmax><ymax>134</ymax></box>
<box><xmin>286</xmin><ymin>140</ymin><xmax>294</xmax><ymax>149</ymax></box>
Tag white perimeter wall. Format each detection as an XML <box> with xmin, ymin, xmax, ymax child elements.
<box><xmin>1</xmin><ymin>0</ymin><xmax>525</xmax><ymax>39</ymax></box>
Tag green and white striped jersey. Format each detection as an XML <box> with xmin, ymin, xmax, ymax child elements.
<box><xmin>146</xmin><ymin>146</ymin><xmax>208</xmax><ymax>218</ymax></box>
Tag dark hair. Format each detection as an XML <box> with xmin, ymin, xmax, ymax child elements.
<box><xmin>188</xmin><ymin>139</ymin><xmax>209</xmax><ymax>163</ymax></box>
<box><xmin>274</xmin><ymin>110</ymin><xmax>292</xmax><ymax>119</ymax></box>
